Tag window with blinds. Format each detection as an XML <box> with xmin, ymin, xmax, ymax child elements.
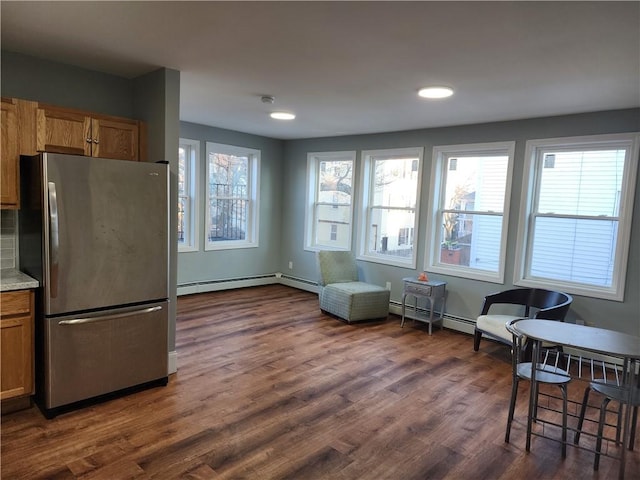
<box><xmin>515</xmin><ymin>133</ymin><xmax>639</xmax><ymax>301</ymax></box>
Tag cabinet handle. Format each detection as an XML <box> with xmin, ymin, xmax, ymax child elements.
<box><xmin>86</xmin><ymin>137</ymin><xmax>92</xmax><ymax>143</ymax></box>
<box><xmin>48</xmin><ymin>182</ymin><xmax>59</xmax><ymax>299</ymax></box>
<box><xmin>93</xmin><ymin>138</ymin><xmax>99</xmax><ymax>144</ymax></box>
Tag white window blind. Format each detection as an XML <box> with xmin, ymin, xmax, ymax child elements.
<box><xmin>530</xmin><ymin>148</ymin><xmax>625</xmax><ymax>286</ymax></box>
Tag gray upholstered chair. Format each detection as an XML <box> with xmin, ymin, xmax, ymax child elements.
<box><xmin>316</xmin><ymin>250</ymin><xmax>390</xmax><ymax>323</ymax></box>
<box><xmin>473</xmin><ymin>287</ymin><xmax>572</xmax><ymax>352</ymax></box>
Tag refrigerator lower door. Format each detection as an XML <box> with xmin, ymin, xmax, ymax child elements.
<box><xmin>43</xmin><ymin>301</ymin><xmax>168</xmax><ymax>411</ymax></box>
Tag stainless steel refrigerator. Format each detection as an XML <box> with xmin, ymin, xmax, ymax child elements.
<box><xmin>19</xmin><ymin>153</ymin><xmax>169</xmax><ymax>417</ymax></box>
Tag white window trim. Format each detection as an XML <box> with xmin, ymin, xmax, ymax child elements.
<box><xmin>513</xmin><ymin>132</ymin><xmax>639</xmax><ymax>301</ymax></box>
<box><xmin>304</xmin><ymin>151</ymin><xmax>356</xmax><ymax>252</ymax></box>
<box><xmin>178</xmin><ymin>138</ymin><xmax>200</xmax><ymax>253</ymax></box>
<box><xmin>424</xmin><ymin>141</ymin><xmax>515</xmax><ymax>283</ymax></box>
<box><xmin>357</xmin><ymin>147</ymin><xmax>424</xmax><ymax>269</ymax></box>
<box><xmin>205</xmin><ymin>142</ymin><xmax>260</xmax><ymax>251</ymax></box>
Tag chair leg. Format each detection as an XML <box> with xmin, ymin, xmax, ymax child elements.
<box><xmin>594</xmin><ymin>397</ymin><xmax>613</xmax><ymax>471</ymax></box>
<box><xmin>473</xmin><ymin>328</ymin><xmax>482</xmax><ymax>351</ymax></box>
<box><xmin>629</xmin><ymin>405</ymin><xmax>638</xmax><ymax>451</ymax></box>
<box><xmin>561</xmin><ymin>384</ymin><xmax>568</xmax><ymax>458</ymax></box>
<box><xmin>574</xmin><ymin>386</ymin><xmax>592</xmax><ymax>445</ymax></box>
<box><xmin>615</xmin><ymin>400</ymin><xmax>623</xmax><ymax>446</ymax></box>
<box><xmin>505</xmin><ymin>377</ymin><xmax>520</xmax><ymax>443</ymax></box>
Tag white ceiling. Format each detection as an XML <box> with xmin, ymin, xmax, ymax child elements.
<box><xmin>2</xmin><ymin>1</ymin><xmax>639</xmax><ymax>140</ymax></box>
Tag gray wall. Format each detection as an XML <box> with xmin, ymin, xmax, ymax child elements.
<box><xmin>1</xmin><ymin>50</ymin><xmax>134</xmax><ymax>117</ymax></box>
<box><xmin>178</xmin><ymin>122</ymin><xmax>284</xmax><ymax>284</ymax></box>
<box><xmin>134</xmin><ymin>68</ymin><xmax>181</xmax><ymax>352</ymax></box>
<box><xmin>1</xmin><ymin>51</ymin><xmax>180</xmax><ymax>353</ymax></box>
<box><xmin>281</xmin><ymin>109</ymin><xmax>640</xmax><ymax>336</ymax></box>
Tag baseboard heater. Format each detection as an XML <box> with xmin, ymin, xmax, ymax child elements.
<box><xmin>177</xmin><ymin>274</ymin><xmax>279</xmax><ymax>295</ymax></box>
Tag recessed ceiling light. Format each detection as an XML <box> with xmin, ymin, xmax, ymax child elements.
<box><xmin>418</xmin><ymin>86</ymin><xmax>454</xmax><ymax>99</ymax></box>
<box><xmin>270</xmin><ymin>111</ymin><xmax>296</xmax><ymax>120</ymax></box>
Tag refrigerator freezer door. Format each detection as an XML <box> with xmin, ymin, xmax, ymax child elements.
<box><xmin>43</xmin><ymin>301</ymin><xmax>168</xmax><ymax>409</ymax></box>
<box><xmin>42</xmin><ymin>153</ymin><xmax>168</xmax><ymax>315</ymax></box>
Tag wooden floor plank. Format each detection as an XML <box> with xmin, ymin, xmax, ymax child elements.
<box><xmin>1</xmin><ymin>285</ymin><xmax>638</xmax><ymax>479</ymax></box>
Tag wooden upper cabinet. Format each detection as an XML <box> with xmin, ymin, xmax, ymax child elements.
<box><xmin>37</xmin><ymin>107</ymin><xmax>91</xmax><ymax>156</ymax></box>
<box><xmin>92</xmin><ymin>118</ymin><xmax>139</xmax><ymax>161</ymax></box>
<box><xmin>36</xmin><ymin>105</ymin><xmax>142</xmax><ymax>161</ymax></box>
<box><xmin>1</xmin><ymin>98</ymin><xmax>20</xmax><ymax>208</ymax></box>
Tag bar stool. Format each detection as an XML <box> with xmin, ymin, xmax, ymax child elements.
<box><xmin>505</xmin><ymin>318</ymin><xmax>572</xmax><ymax>457</ymax></box>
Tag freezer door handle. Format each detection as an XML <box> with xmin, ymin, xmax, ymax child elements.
<box><xmin>48</xmin><ymin>181</ymin><xmax>59</xmax><ymax>299</ymax></box>
<box><xmin>58</xmin><ymin>305</ymin><xmax>163</xmax><ymax>326</ymax></box>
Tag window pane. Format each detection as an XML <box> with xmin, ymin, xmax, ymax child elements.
<box><xmin>315</xmin><ymin>205</ymin><xmax>351</xmax><ymax>249</ymax></box>
<box><xmin>530</xmin><ymin>217</ymin><xmax>617</xmax><ymax>286</ymax></box>
<box><xmin>208</xmin><ymin>198</ymin><xmax>248</xmax><ymax>241</ymax></box>
<box><xmin>209</xmin><ymin>153</ymin><xmax>248</xmax><ymax>198</ymax></box>
<box><xmin>319</xmin><ymin>160</ymin><xmax>352</xmax><ymax>201</ymax></box>
<box><xmin>439</xmin><ymin>213</ymin><xmax>502</xmax><ymax>270</ymax></box>
<box><xmin>438</xmin><ymin>153</ymin><xmax>509</xmax><ymax>274</ymax></box>
<box><xmin>369</xmin><ymin>207</ymin><xmax>415</xmax><ymax>258</ymax></box>
<box><xmin>445</xmin><ymin>156</ymin><xmax>507</xmax><ymax>212</ymax></box>
<box><xmin>178</xmin><ymin>146</ymin><xmax>187</xmax><ymax>245</ymax></box>
<box><xmin>373</xmin><ymin>158</ymin><xmax>418</xmax><ymax>207</ymax></box>
<box><xmin>306</xmin><ymin>153</ymin><xmax>354</xmax><ymax>251</ymax></box>
<box><xmin>537</xmin><ymin>149</ymin><xmax>625</xmax><ymax>216</ymax></box>
<box><xmin>206</xmin><ymin>145</ymin><xmax>258</xmax><ymax>249</ymax></box>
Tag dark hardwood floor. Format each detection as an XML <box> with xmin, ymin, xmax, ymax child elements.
<box><xmin>1</xmin><ymin>285</ymin><xmax>638</xmax><ymax>479</ymax></box>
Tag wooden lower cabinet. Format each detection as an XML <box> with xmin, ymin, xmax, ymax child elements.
<box><xmin>1</xmin><ymin>290</ymin><xmax>35</xmax><ymax>413</ymax></box>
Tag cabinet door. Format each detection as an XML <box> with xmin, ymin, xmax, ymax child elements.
<box><xmin>92</xmin><ymin>118</ymin><xmax>139</xmax><ymax>161</ymax></box>
<box><xmin>0</xmin><ymin>291</ymin><xmax>34</xmax><ymax>400</ymax></box>
<box><xmin>1</xmin><ymin>98</ymin><xmax>19</xmax><ymax>208</ymax></box>
<box><xmin>37</xmin><ymin>107</ymin><xmax>92</xmax><ymax>156</ymax></box>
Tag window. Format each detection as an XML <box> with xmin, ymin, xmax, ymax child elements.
<box><xmin>178</xmin><ymin>138</ymin><xmax>199</xmax><ymax>252</ymax></box>
<box><xmin>426</xmin><ymin>142</ymin><xmax>515</xmax><ymax>282</ymax></box>
<box><xmin>304</xmin><ymin>151</ymin><xmax>355</xmax><ymax>251</ymax></box>
<box><xmin>514</xmin><ymin>133</ymin><xmax>639</xmax><ymax>301</ymax></box>
<box><xmin>358</xmin><ymin>147</ymin><xmax>423</xmax><ymax>268</ymax></box>
<box><xmin>205</xmin><ymin>142</ymin><xmax>260</xmax><ymax>250</ymax></box>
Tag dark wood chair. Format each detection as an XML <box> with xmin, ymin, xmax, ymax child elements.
<box><xmin>473</xmin><ymin>288</ymin><xmax>573</xmax><ymax>352</ymax></box>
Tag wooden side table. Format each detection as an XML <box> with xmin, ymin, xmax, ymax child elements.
<box><xmin>401</xmin><ymin>277</ymin><xmax>447</xmax><ymax>335</ymax></box>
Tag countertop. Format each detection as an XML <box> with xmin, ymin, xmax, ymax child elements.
<box><xmin>0</xmin><ymin>269</ymin><xmax>39</xmax><ymax>292</ymax></box>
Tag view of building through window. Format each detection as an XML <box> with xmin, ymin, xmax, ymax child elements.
<box><xmin>208</xmin><ymin>153</ymin><xmax>249</xmax><ymax>242</ymax></box>
<box><xmin>317</xmin><ymin>159</ymin><xmax>352</xmax><ymax>247</ymax></box>
<box><xmin>439</xmin><ymin>154</ymin><xmax>508</xmax><ymax>271</ymax></box>
<box><xmin>365</xmin><ymin>151</ymin><xmax>421</xmax><ymax>263</ymax></box>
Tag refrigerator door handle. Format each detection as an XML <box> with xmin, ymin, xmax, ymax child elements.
<box><xmin>48</xmin><ymin>181</ymin><xmax>59</xmax><ymax>299</ymax></box>
<box><xmin>58</xmin><ymin>305</ymin><xmax>163</xmax><ymax>326</ymax></box>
